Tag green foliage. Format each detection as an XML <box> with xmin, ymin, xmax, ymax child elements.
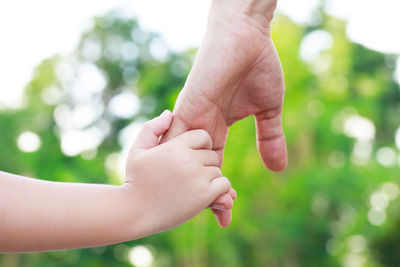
<box><xmin>1</xmin><ymin>8</ymin><xmax>400</xmax><ymax>267</ymax></box>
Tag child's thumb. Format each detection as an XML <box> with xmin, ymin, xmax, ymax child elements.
<box><xmin>133</xmin><ymin>110</ymin><xmax>173</xmax><ymax>151</ymax></box>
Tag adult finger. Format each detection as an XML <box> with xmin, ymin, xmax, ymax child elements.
<box><xmin>209</xmin><ymin>186</ymin><xmax>235</xmax><ymax>228</ymax></box>
<box><xmin>229</xmin><ymin>188</ymin><xmax>237</xmax><ymax>201</ymax></box>
<box><xmin>255</xmin><ymin>107</ymin><xmax>287</xmax><ymax>172</ymax></box>
<box><xmin>160</xmin><ymin>115</ymin><xmax>188</xmax><ymax>144</ymax></box>
<box><xmin>211</xmin><ymin>208</ymin><xmax>232</xmax><ymax>228</ymax></box>
<box><xmin>209</xmin><ymin>192</ymin><xmax>234</xmax><ymax>210</ymax></box>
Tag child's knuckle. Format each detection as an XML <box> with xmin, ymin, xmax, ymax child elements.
<box><xmin>210</xmin><ymin>151</ymin><xmax>219</xmax><ymax>164</ymax></box>
<box><xmin>211</xmin><ymin>166</ymin><xmax>222</xmax><ymax>177</ymax></box>
<box><xmin>195</xmin><ymin>129</ymin><xmax>211</xmax><ymax>141</ymax></box>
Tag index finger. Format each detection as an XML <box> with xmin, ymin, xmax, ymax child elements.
<box><xmin>160</xmin><ymin>115</ymin><xmax>188</xmax><ymax>144</ymax></box>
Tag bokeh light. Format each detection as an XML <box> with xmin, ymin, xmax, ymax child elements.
<box><xmin>108</xmin><ymin>91</ymin><xmax>140</xmax><ymax>119</ymax></box>
<box><xmin>376</xmin><ymin>147</ymin><xmax>396</xmax><ymax>167</ymax></box>
<box><xmin>300</xmin><ymin>30</ymin><xmax>333</xmax><ymax>62</ymax></box>
<box><xmin>381</xmin><ymin>182</ymin><xmax>399</xmax><ymax>201</ymax></box>
<box><xmin>17</xmin><ymin>131</ymin><xmax>41</xmax><ymax>153</ymax></box>
<box><xmin>344</xmin><ymin>115</ymin><xmax>375</xmax><ymax>142</ymax></box>
<box><xmin>395</xmin><ymin>127</ymin><xmax>400</xmax><ymax>150</ymax></box>
<box><xmin>370</xmin><ymin>192</ymin><xmax>389</xmax><ymax>211</ymax></box>
<box><xmin>368</xmin><ymin>209</ymin><xmax>386</xmax><ymax>226</ymax></box>
<box><xmin>128</xmin><ymin>245</ymin><xmax>153</xmax><ymax>267</ymax></box>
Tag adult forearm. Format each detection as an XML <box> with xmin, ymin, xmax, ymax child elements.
<box><xmin>0</xmin><ymin>171</ymin><xmax>142</xmax><ymax>252</ymax></box>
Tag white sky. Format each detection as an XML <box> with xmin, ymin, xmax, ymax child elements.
<box><xmin>0</xmin><ymin>0</ymin><xmax>400</xmax><ymax>108</ymax></box>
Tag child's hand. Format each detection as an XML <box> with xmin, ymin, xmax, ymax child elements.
<box><xmin>125</xmin><ymin>110</ymin><xmax>232</xmax><ymax>235</ymax></box>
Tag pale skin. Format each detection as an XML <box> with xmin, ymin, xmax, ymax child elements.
<box><xmin>163</xmin><ymin>0</ymin><xmax>287</xmax><ymax>227</ymax></box>
<box><xmin>0</xmin><ymin>111</ymin><xmax>233</xmax><ymax>252</ymax></box>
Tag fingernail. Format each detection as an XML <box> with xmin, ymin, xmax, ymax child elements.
<box><xmin>210</xmin><ymin>204</ymin><xmax>226</xmax><ymax>211</ymax></box>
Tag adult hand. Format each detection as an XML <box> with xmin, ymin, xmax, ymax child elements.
<box><xmin>162</xmin><ymin>0</ymin><xmax>287</xmax><ymax>227</ymax></box>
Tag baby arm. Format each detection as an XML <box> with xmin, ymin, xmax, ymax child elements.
<box><xmin>0</xmin><ymin>110</ymin><xmax>231</xmax><ymax>252</ymax></box>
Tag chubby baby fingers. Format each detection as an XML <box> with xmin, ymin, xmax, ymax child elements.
<box><xmin>204</xmin><ymin>166</ymin><xmax>223</xmax><ymax>181</ymax></box>
<box><xmin>210</xmin><ymin>177</ymin><xmax>232</xmax><ymax>199</ymax></box>
<box><xmin>196</xmin><ymin>149</ymin><xmax>219</xmax><ymax>166</ymax></box>
<box><xmin>177</xmin><ymin>129</ymin><xmax>213</xmax><ymax>150</ymax></box>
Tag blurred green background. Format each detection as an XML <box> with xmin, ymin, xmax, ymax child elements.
<box><xmin>1</xmin><ymin>5</ymin><xmax>400</xmax><ymax>267</ymax></box>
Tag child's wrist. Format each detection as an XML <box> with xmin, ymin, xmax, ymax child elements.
<box><xmin>115</xmin><ymin>183</ymin><xmax>150</xmax><ymax>240</ymax></box>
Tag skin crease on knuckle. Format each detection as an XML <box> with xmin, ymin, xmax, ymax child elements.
<box><xmin>197</xmin><ymin>179</ymin><xmax>214</xmax><ymax>203</ymax></box>
<box><xmin>210</xmin><ymin>151</ymin><xmax>219</xmax><ymax>166</ymax></box>
<box><xmin>207</xmin><ymin>166</ymin><xmax>223</xmax><ymax>181</ymax></box>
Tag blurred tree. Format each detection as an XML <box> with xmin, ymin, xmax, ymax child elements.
<box><xmin>1</xmin><ymin>7</ymin><xmax>400</xmax><ymax>267</ymax></box>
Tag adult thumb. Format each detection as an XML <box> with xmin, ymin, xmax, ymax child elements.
<box><xmin>133</xmin><ymin>110</ymin><xmax>173</xmax><ymax>151</ymax></box>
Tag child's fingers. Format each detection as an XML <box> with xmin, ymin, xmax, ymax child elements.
<box><xmin>209</xmin><ymin>177</ymin><xmax>231</xmax><ymax>199</ymax></box>
<box><xmin>133</xmin><ymin>110</ymin><xmax>173</xmax><ymax>151</ymax></box>
<box><xmin>204</xmin><ymin>166</ymin><xmax>223</xmax><ymax>181</ymax></box>
<box><xmin>195</xmin><ymin>150</ymin><xmax>219</xmax><ymax>166</ymax></box>
<box><xmin>177</xmin><ymin>129</ymin><xmax>213</xmax><ymax>150</ymax></box>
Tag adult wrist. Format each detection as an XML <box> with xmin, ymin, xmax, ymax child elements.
<box><xmin>209</xmin><ymin>0</ymin><xmax>277</xmax><ymax>32</ymax></box>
